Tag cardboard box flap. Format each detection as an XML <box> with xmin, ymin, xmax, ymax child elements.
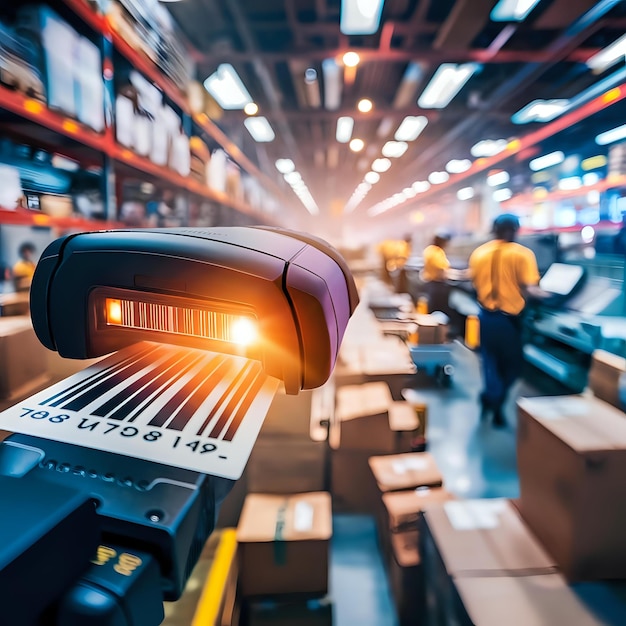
<box><xmin>237</xmin><ymin>492</ymin><xmax>332</xmax><ymax>543</ymax></box>
<box><xmin>369</xmin><ymin>452</ymin><xmax>443</xmax><ymax>492</ymax></box>
<box><xmin>591</xmin><ymin>349</ymin><xmax>626</xmax><ymax>373</ymax></box>
<box><xmin>335</xmin><ymin>382</ymin><xmax>392</xmax><ymax>422</ymax></box>
<box><xmin>390</xmin><ymin>530</ymin><xmax>420</xmax><ymax>567</ymax></box>
<box><xmin>382</xmin><ymin>487</ymin><xmax>454</xmax><ymax>530</ymax></box>
<box><xmin>455</xmin><ymin>575</ymin><xmax>604</xmax><ymax>626</ymax></box>
<box><xmin>388</xmin><ymin>402</ymin><xmax>420</xmax><ymax>432</ymax></box>
<box><xmin>424</xmin><ymin>499</ymin><xmax>557</xmax><ymax>575</ymax></box>
<box><xmin>413</xmin><ymin>313</ymin><xmax>440</xmax><ymax>328</ymax></box>
<box><xmin>518</xmin><ymin>396</ymin><xmax>626</xmax><ymax>450</ymax></box>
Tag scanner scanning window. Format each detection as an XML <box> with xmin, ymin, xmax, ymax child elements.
<box><xmin>104</xmin><ymin>296</ymin><xmax>257</xmax><ymax>346</ymax></box>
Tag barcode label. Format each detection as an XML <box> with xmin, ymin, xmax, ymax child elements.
<box><xmin>0</xmin><ymin>342</ymin><xmax>280</xmax><ymax>479</ymax></box>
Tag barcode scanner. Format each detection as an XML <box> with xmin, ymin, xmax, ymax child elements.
<box><xmin>1</xmin><ymin>226</ymin><xmax>358</xmax><ymax>625</ymax></box>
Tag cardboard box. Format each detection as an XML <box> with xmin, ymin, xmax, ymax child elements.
<box><xmin>261</xmin><ymin>386</ymin><xmax>314</xmax><ymax>437</ymax></box>
<box><xmin>423</xmin><ymin>499</ymin><xmax>557</xmax><ymax>576</ymax></box>
<box><xmin>330</xmin><ymin>448</ymin><xmax>382</xmax><ymax>514</ymax></box>
<box><xmin>368</xmin><ymin>453</ymin><xmax>444</xmax><ymax>493</ymax></box>
<box><xmin>0</xmin><ymin>316</ymin><xmax>49</xmax><ymax>399</ymax></box>
<box><xmin>382</xmin><ymin>487</ymin><xmax>454</xmax><ymax>532</ymax></box>
<box><xmin>517</xmin><ymin>395</ymin><xmax>626</xmax><ymax>580</ymax></box>
<box><xmin>388</xmin><ymin>530</ymin><xmax>425</xmax><ymax>626</ymax></box>
<box><xmin>453</xmin><ymin>575</ymin><xmax>604</xmax><ymax>626</ymax></box>
<box><xmin>247</xmin><ymin>598</ymin><xmax>332</xmax><ymax>626</ymax></box>
<box><xmin>388</xmin><ymin>401</ymin><xmax>420</xmax><ymax>453</ymax></box>
<box><xmin>587</xmin><ymin>350</ymin><xmax>626</xmax><ymax>410</ymax></box>
<box><xmin>247</xmin><ymin>436</ymin><xmax>327</xmax><ymax>494</ymax></box>
<box><xmin>237</xmin><ymin>492</ymin><xmax>332</xmax><ymax>597</ymax></box>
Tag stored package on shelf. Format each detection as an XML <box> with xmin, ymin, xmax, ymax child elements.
<box><xmin>74</xmin><ymin>36</ymin><xmax>104</xmax><ymax>132</ymax></box>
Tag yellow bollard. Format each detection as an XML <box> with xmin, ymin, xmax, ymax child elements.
<box><xmin>465</xmin><ymin>314</ymin><xmax>480</xmax><ymax>349</ymax></box>
<box><xmin>416</xmin><ymin>296</ymin><xmax>429</xmax><ymax>315</ymax></box>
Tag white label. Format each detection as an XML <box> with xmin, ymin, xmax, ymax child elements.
<box><xmin>293</xmin><ymin>501</ymin><xmax>314</xmax><ymax>532</ymax></box>
<box><xmin>444</xmin><ymin>500</ymin><xmax>506</xmax><ymax>530</ymax></box>
<box><xmin>0</xmin><ymin>342</ymin><xmax>279</xmax><ymax>479</ymax></box>
<box><xmin>392</xmin><ymin>456</ymin><xmax>429</xmax><ymax>474</ymax></box>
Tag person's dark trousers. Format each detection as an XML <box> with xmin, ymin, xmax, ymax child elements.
<box><xmin>478</xmin><ymin>308</ymin><xmax>524</xmax><ymax>422</ymax></box>
<box><xmin>426</xmin><ymin>280</ymin><xmax>450</xmax><ymax>316</ymax></box>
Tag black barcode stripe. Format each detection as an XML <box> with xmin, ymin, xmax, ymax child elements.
<box><xmin>202</xmin><ymin>362</ymin><xmax>259</xmax><ymax>438</ymax></box>
<box><xmin>166</xmin><ymin>358</ymin><xmax>236</xmax><ymax>431</ymax></box>
<box><xmin>207</xmin><ymin>363</ymin><xmax>261</xmax><ymax>440</ymax></box>
<box><xmin>91</xmin><ymin>348</ymin><xmax>191</xmax><ymax>418</ymax></box>
<box><xmin>61</xmin><ymin>347</ymin><xmax>167</xmax><ymax>412</ymax></box>
<box><xmin>147</xmin><ymin>354</ymin><xmax>228</xmax><ymax>428</ymax></box>
<box><xmin>42</xmin><ymin>345</ymin><xmax>157</xmax><ymax>407</ymax></box>
<box><xmin>113</xmin><ymin>352</ymin><xmax>206</xmax><ymax>423</ymax></box>
<box><xmin>223</xmin><ymin>368</ymin><xmax>267</xmax><ymax>441</ymax></box>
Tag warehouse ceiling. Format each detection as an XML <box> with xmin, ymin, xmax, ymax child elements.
<box><xmin>168</xmin><ymin>0</ymin><xmax>626</xmax><ymax>229</ymax></box>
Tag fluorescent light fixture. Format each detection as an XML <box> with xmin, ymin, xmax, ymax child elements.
<box><xmin>558</xmin><ymin>176</ymin><xmax>582</xmax><ymax>191</ymax></box>
<box><xmin>587</xmin><ymin>189</ymin><xmax>601</xmax><ymax>204</ymax></box>
<box><xmin>284</xmin><ymin>171</ymin><xmax>302</xmax><ymax>185</ymax></box>
<box><xmin>343</xmin><ymin>51</ymin><xmax>361</xmax><ymax>67</ymax></box>
<box><xmin>471</xmin><ymin>139</ymin><xmax>507</xmax><ymax>157</ymax></box>
<box><xmin>596</xmin><ymin>123</ymin><xmax>626</xmax><ymax>146</ymax></box>
<box><xmin>51</xmin><ymin>155</ymin><xmax>79</xmax><ymax>171</ymax></box>
<box><xmin>340</xmin><ymin>0</ymin><xmax>385</xmax><ymax>35</ymax></box>
<box><xmin>412</xmin><ymin>180</ymin><xmax>431</xmax><ymax>193</ymax></box>
<box><xmin>358</xmin><ymin>98</ymin><xmax>373</xmax><ymax>113</ymax></box>
<box><xmin>428</xmin><ymin>171</ymin><xmax>449</xmax><ymax>185</ymax></box>
<box><xmin>372</xmin><ymin>158</ymin><xmax>392</xmax><ymax>172</ymax></box>
<box><xmin>365</xmin><ymin>171</ymin><xmax>380</xmax><ymax>184</ymax></box>
<box><xmin>303</xmin><ymin>68</ymin><xmax>321</xmax><ymax>108</ymax></box>
<box><xmin>203</xmin><ymin>63</ymin><xmax>252</xmax><ymax>110</ymax></box>
<box><xmin>357</xmin><ymin>182</ymin><xmax>372</xmax><ymax>192</ymax></box>
<box><xmin>418</xmin><ymin>63</ymin><xmax>479</xmax><ymax>109</ymax></box>
<box><xmin>512</xmin><ymin>99</ymin><xmax>569</xmax><ymax>124</ymax></box>
<box><xmin>394</xmin><ymin>116</ymin><xmax>428</xmax><ymax>141</ymax></box>
<box><xmin>336</xmin><ymin>116</ymin><xmax>354</xmax><ymax>143</ymax></box>
<box><xmin>490</xmin><ymin>0</ymin><xmax>541</xmax><ymax>22</ymax></box>
<box><xmin>275</xmin><ymin>158</ymin><xmax>296</xmax><ymax>174</ymax></box>
<box><xmin>581</xmin><ymin>226</ymin><xmax>596</xmax><ymax>244</ymax></box>
<box><xmin>487</xmin><ymin>170</ymin><xmax>510</xmax><ymax>186</ymax></box>
<box><xmin>446</xmin><ymin>159</ymin><xmax>472</xmax><ymax>174</ymax></box>
<box><xmin>493</xmin><ymin>188</ymin><xmax>513</xmax><ymax>202</ymax></box>
<box><xmin>581</xmin><ymin>155</ymin><xmax>607</xmax><ymax>170</ymax></box>
<box><xmin>322</xmin><ymin>59</ymin><xmax>342</xmax><ymax>110</ymax></box>
<box><xmin>403</xmin><ymin>187</ymin><xmax>418</xmax><ymax>199</ymax></box>
<box><xmin>244</xmin><ymin>116</ymin><xmax>275</xmax><ymax>142</ymax></box>
<box><xmin>529</xmin><ymin>151</ymin><xmax>564</xmax><ymax>171</ymax></box>
<box><xmin>382</xmin><ymin>141</ymin><xmax>408</xmax><ymax>158</ymax></box>
<box><xmin>587</xmin><ymin>34</ymin><xmax>626</xmax><ymax>73</ymax></box>
<box><xmin>457</xmin><ymin>187</ymin><xmax>475</xmax><ymax>200</ymax></box>
<box><xmin>244</xmin><ymin>102</ymin><xmax>258</xmax><ymax>115</ymax></box>
<box><xmin>583</xmin><ymin>172</ymin><xmax>600</xmax><ymax>186</ymax></box>
<box><xmin>350</xmin><ymin>138</ymin><xmax>365</xmax><ymax>152</ymax></box>
<box><xmin>284</xmin><ymin>170</ymin><xmax>319</xmax><ymax>215</ymax></box>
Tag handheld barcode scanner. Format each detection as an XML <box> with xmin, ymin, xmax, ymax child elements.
<box><xmin>31</xmin><ymin>226</ymin><xmax>359</xmax><ymax>394</ymax></box>
<box><xmin>0</xmin><ymin>227</ymin><xmax>358</xmax><ymax>625</ymax></box>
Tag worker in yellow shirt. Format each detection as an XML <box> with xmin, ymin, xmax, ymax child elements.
<box><xmin>468</xmin><ymin>214</ymin><xmax>543</xmax><ymax>427</ymax></box>
<box><xmin>421</xmin><ymin>230</ymin><xmax>453</xmax><ymax>315</ymax></box>
<box><xmin>12</xmin><ymin>242</ymin><xmax>37</xmax><ymax>293</ymax></box>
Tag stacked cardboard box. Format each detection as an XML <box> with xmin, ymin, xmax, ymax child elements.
<box><xmin>420</xmin><ymin>498</ymin><xmax>602</xmax><ymax>625</ymax></box>
<box><xmin>587</xmin><ymin>349</ymin><xmax>626</xmax><ymax>410</ymax></box>
<box><xmin>516</xmin><ymin>394</ymin><xmax>626</xmax><ymax>580</ymax></box>
<box><xmin>412</xmin><ymin>313</ymin><xmax>448</xmax><ymax>345</ymax></box>
<box><xmin>236</xmin><ymin>492</ymin><xmax>332</xmax><ymax>598</ymax></box>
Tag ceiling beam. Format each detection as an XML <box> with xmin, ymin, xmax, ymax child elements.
<box><xmin>433</xmin><ymin>0</ymin><xmax>495</xmax><ymax>50</ymax></box>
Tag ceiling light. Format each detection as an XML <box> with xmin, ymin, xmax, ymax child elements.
<box><xmin>412</xmin><ymin>180</ymin><xmax>430</xmax><ymax>192</ymax></box>
<box><xmin>471</xmin><ymin>138</ymin><xmax>507</xmax><ymax>157</ymax></box>
<box><xmin>583</xmin><ymin>172</ymin><xmax>600</xmax><ymax>186</ymax></box>
<box><xmin>322</xmin><ymin>59</ymin><xmax>342</xmax><ymax>110</ymax></box>
<box><xmin>340</xmin><ymin>0</ymin><xmax>385</xmax><ymax>35</ymax></box>
<box><xmin>394</xmin><ymin>116</ymin><xmax>428</xmax><ymax>142</ymax></box>
<box><xmin>595</xmin><ymin>123</ymin><xmax>626</xmax><ymax>145</ymax></box>
<box><xmin>203</xmin><ymin>63</ymin><xmax>252</xmax><ymax>110</ymax></box>
<box><xmin>382</xmin><ymin>141</ymin><xmax>408</xmax><ymax>158</ymax></box>
<box><xmin>336</xmin><ymin>116</ymin><xmax>354</xmax><ymax>143</ymax></box>
<box><xmin>372</xmin><ymin>158</ymin><xmax>392</xmax><ymax>172</ymax></box>
<box><xmin>284</xmin><ymin>171</ymin><xmax>302</xmax><ymax>185</ymax></box>
<box><xmin>51</xmin><ymin>155</ymin><xmax>79</xmax><ymax>171</ymax></box>
<box><xmin>487</xmin><ymin>170</ymin><xmax>510</xmax><ymax>186</ymax></box>
<box><xmin>581</xmin><ymin>155</ymin><xmax>607</xmax><ymax>170</ymax></box>
<box><xmin>243</xmin><ymin>116</ymin><xmax>275</xmax><ymax>142</ymax></box>
<box><xmin>243</xmin><ymin>102</ymin><xmax>259</xmax><ymax>116</ymax></box>
<box><xmin>275</xmin><ymin>158</ymin><xmax>295</xmax><ymax>174</ymax></box>
<box><xmin>493</xmin><ymin>188</ymin><xmax>513</xmax><ymax>202</ymax></box>
<box><xmin>490</xmin><ymin>0</ymin><xmax>541</xmax><ymax>22</ymax></box>
<box><xmin>402</xmin><ymin>187</ymin><xmax>418</xmax><ymax>199</ymax></box>
<box><xmin>512</xmin><ymin>99</ymin><xmax>569</xmax><ymax>124</ymax></box>
<box><xmin>350</xmin><ymin>138</ymin><xmax>365</xmax><ymax>152</ymax></box>
<box><xmin>417</xmin><ymin>63</ymin><xmax>479</xmax><ymax>109</ymax></box>
<box><xmin>586</xmin><ymin>34</ymin><xmax>626</xmax><ymax>73</ymax></box>
<box><xmin>428</xmin><ymin>171</ymin><xmax>449</xmax><ymax>185</ymax></box>
<box><xmin>365</xmin><ymin>171</ymin><xmax>380</xmax><ymax>184</ymax></box>
<box><xmin>558</xmin><ymin>176</ymin><xmax>582</xmax><ymax>191</ymax></box>
<box><xmin>529</xmin><ymin>151</ymin><xmax>564</xmax><ymax>171</ymax></box>
<box><xmin>457</xmin><ymin>187</ymin><xmax>475</xmax><ymax>200</ymax></box>
<box><xmin>357</xmin><ymin>98</ymin><xmax>373</xmax><ymax>113</ymax></box>
<box><xmin>343</xmin><ymin>51</ymin><xmax>361</xmax><ymax>67</ymax></box>
<box><xmin>304</xmin><ymin>68</ymin><xmax>321</xmax><ymax>108</ymax></box>
<box><xmin>446</xmin><ymin>159</ymin><xmax>472</xmax><ymax>174</ymax></box>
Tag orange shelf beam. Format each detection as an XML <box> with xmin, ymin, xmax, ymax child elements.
<box><xmin>0</xmin><ymin>207</ymin><xmax>122</xmax><ymax>230</ymax></box>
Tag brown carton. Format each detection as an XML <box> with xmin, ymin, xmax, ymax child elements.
<box><xmin>368</xmin><ymin>452</ymin><xmax>443</xmax><ymax>493</ymax></box>
<box><xmin>382</xmin><ymin>487</ymin><xmax>454</xmax><ymax>532</ymax></box>
<box><xmin>260</xmin><ymin>385</ymin><xmax>314</xmax><ymax>437</ymax></box>
<box><xmin>587</xmin><ymin>349</ymin><xmax>626</xmax><ymax>410</ymax></box>
<box><xmin>247</xmin><ymin>599</ymin><xmax>332</xmax><ymax>626</ymax></box>
<box><xmin>330</xmin><ymin>448</ymin><xmax>381</xmax><ymax>514</ymax></box>
<box><xmin>237</xmin><ymin>492</ymin><xmax>332</xmax><ymax>597</ymax></box>
<box><xmin>517</xmin><ymin>394</ymin><xmax>626</xmax><ymax>580</ymax></box>
<box><xmin>387</xmin><ymin>401</ymin><xmax>420</xmax><ymax>453</ymax></box>
<box><xmin>387</xmin><ymin>530</ymin><xmax>424</xmax><ymax>625</ymax></box>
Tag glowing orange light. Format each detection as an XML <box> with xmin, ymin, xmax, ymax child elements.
<box><xmin>62</xmin><ymin>120</ymin><xmax>79</xmax><ymax>134</ymax></box>
<box><xmin>507</xmin><ymin>139</ymin><xmax>521</xmax><ymax>151</ymax></box>
<box><xmin>106</xmin><ymin>298</ymin><xmax>123</xmax><ymax>325</ymax></box>
<box><xmin>602</xmin><ymin>87</ymin><xmax>622</xmax><ymax>104</ymax></box>
<box><xmin>24</xmin><ymin>99</ymin><xmax>43</xmax><ymax>115</ymax></box>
